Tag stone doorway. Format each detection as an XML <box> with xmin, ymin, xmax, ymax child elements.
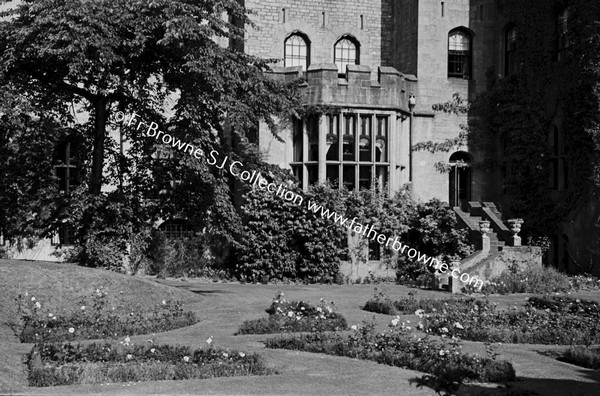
<box><xmin>449</xmin><ymin>151</ymin><xmax>472</xmax><ymax>210</ymax></box>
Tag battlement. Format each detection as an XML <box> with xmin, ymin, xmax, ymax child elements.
<box><xmin>267</xmin><ymin>64</ymin><xmax>417</xmax><ymax>112</ymax></box>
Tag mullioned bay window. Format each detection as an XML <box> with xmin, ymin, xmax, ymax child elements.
<box><xmin>291</xmin><ymin>111</ymin><xmax>391</xmax><ymax>192</ymax></box>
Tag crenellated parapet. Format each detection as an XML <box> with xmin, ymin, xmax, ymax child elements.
<box><xmin>267</xmin><ymin>64</ymin><xmax>417</xmax><ymax>113</ymax></box>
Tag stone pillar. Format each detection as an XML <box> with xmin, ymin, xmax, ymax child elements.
<box><xmin>512</xmin><ymin>235</ymin><xmax>522</xmax><ymax>247</ymax></box>
<box><xmin>481</xmin><ymin>234</ymin><xmax>490</xmax><ymax>253</ymax></box>
<box><xmin>450</xmin><ymin>260</ymin><xmax>462</xmax><ymax>294</ymax></box>
<box><xmin>479</xmin><ymin>220</ymin><xmax>491</xmax><ymax>254</ymax></box>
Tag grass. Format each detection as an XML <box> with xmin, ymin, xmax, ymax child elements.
<box><xmin>2</xmin><ymin>262</ymin><xmax>599</xmax><ymax>395</ymax></box>
<box><xmin>28</xmin><ymin>341</ymin><xmax>272</xmax><ymax>387</ymax></box>
<box><xmin>0</xmin><ymin>260</ymin><xmax>200</xmax><ymax>331</ymax></box>
<box><xmin>1</xmin><ymin>261</ymin><xmax>201</xmax><ymax>343</ymax></box>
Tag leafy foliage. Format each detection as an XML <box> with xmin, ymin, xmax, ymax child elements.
<box><xmin>234</xmin><ymin>168</ymin><xmax>346</xmax><ymax>283</ymax></box>
<box><xmin>0</xmin><ymin>0</ymin><xmax>301</xmax><ymax>268</ymax></box>
<box><xmin>414</xmin><ymin>1</ymin><xmax>600</xmax><ymax>251</ymax></box>
<box><xmin>236</xmin><ymin>174</ymin><xmax>472</xmax><ymax>283</ymax></box>
<box><xmin>0</xmin><ymin>85</ymin><xmax>66</xmax><ymax>243</ymax></box>
<box><xmin>396</xmin><ymin>199</ymin><xmax>474</xmax><ymax>285</ymax></box>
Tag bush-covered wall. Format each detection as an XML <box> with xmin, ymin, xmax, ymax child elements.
<box><xmin>233</xmin><ymin>165</ymin><xmax>346</xmax><ymax>283</ymax></box>
<box><xmin>233</xmin><ymin>168</ymin><xmax>473</xmax><ymax>283</ymax></box>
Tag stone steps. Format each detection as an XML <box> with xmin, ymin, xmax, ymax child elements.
<box><xmin>455</xmin><ymin>204</ymin><xmax>508</xmax><ymax>252</ymax></box>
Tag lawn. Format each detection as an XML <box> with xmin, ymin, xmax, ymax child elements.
<box><xmin>1</xmin><ymin>259</ymin><xmax>600</xmax><ymax>395</ymax></box>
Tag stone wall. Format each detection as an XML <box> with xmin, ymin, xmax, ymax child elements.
<box><xmin>407</xmin><ymin>0</ymin><xmax>499</xmax><ymax>204</ymax></box>
<box><xmin>464</xmin><ymin>246</ymin><xmax>543</xmax><ymax>281</ymax></box>
<box><xmin>245</xmin><ymin>0</ymin><xmax>394</xmax><ymax>78</ymax></box>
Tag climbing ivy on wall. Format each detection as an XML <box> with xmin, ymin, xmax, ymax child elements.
<box><xmin>414</xmin><ymin>0</ymin><xmax>600</xmax><ymax>243</ymax></box>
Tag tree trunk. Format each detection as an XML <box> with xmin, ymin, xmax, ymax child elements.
<box><xmin>89</xmin><ymin>97</ymin><xmax>107</xmax><ymax>195</ymax></box>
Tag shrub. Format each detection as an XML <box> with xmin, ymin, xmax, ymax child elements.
<box><xmin>16</xmin><ymin>288</ymin><xmax>197</xmax><ymax>343</ymax></box>
<box><xmin>144</xmin><ymin>230</ymin><xmax>223</xmax><ymax>278</ymax></box>
<box><xmin>558</xmin><ymin>346</ymin><xmax>600</xmax><ymax>370</ymax></box>
<box><xmin>237</xmin><ymin>292</ymin><xmax>347</xmax><ymax>335</ymax></box>
<box><xmin>362</xmin><ymin>299</ymin><xmax>398</xmax><ymax>315</ymax></box>
<box><xmin>266</xmin><ymin>319</ymin><xmax>515</xmax><ymax>386</ymax></box>
<box><xmin>28</xmin><ymin>339</ymin><xmax>271</xmax><ymax>387</ymax></box>
<box><xmin>396</xmin><ymin>199</ymin><xmax>474</xmax><ymax>286</ymax></box>
<box><xmin>464</xmin><ymin>264</ymin><xmax>571</xmax><ymax>295</ymax></box>
<box><xmin>72</xmin><ymin>234</ymin><xmax>127</xmax><ymax>272</ymax></box>
<box><xmin>361</xmin><ymin>287</ymin><xmax>398</xmax><ymax>315</ymax></box>
<box><xmin>235</xmin><ymin>168</ymin><xmax>346</xmax><ymax>283</ymax></box>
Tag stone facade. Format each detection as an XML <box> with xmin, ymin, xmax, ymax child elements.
<box><xmin>247</xmin><ymin>0</ymin><xmax>501</xmax><ymax>204</ymax></box>
<box><xmin>245</xmin><ymin>0</ymin><xmax>600</xmax><ymax>275</ymax></box>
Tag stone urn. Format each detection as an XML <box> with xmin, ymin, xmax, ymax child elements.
<box><xmin>507</xmin><ymin>218</ymin><xmax>523</xmax><ymax>236</ymax></box>
<box><xmin>479</xmin><ymin>220</ymin><xmax>491</xmax><ymax>235</ymax></box>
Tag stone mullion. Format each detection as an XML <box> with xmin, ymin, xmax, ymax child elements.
<box><xmin>318</xmin><ymin>114</ymin><xmax>326</xmax><ymax>185</ymax></box>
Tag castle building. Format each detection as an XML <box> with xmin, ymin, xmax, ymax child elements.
<box><xmin>240</xmin><ymin>0</ymin><xmax>600</xmax><ymax>275</ymax></box>
<box><xmin>244</xmin><ymin>0</ymin><xmax>496</xmax><ymax>205</ymax></box>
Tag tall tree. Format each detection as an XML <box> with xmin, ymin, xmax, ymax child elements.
<box><xmin>0</xmin><ymin>0</ymin><xmax>300</xmax><ymax>248</ymax></box>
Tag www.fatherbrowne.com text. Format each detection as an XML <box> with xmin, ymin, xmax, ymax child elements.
<box><xmin>117</xmin><ymin>111</ymin><xmax>485</xmax><ymax>290</ymax></box>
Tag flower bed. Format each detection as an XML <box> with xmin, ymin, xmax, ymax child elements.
<box><xmin>17</xmin><ymin>287</ymin><xmax>197</xmax><ymax>342</ymax></box>
<box><xmin>28</xmin><ymin>338</ymin><xmax>272</xmax><ymax>387</ymax></box>
<box><xmin>416</xmin><ymin>299</ymin><xmax>600</xmax><ymax>345</ymax></box>
<box><xmin>363</xmin><ymin>290</ymin><xmax>600</xmax><ymax>345</ymax></box>
<box><xmin>462</xmin><ymin>265</ymin><xmax>600</xmax><ymax>295</ymax></box>
<box><xmin>236</xmin><ymin>292</ymin><xmax>347</xmax><ymax>335</ymax></box>
<box><xmin>363</xmin><ymin>289</ymin><xmax>491</xmax><ymax>316</ymax></box>
<box><xmin>265</xmin><ymin>320</ymin><xmax>515</xmax><ymax>387</ymax></box>
<box><xmin>526</xmin><ymin>295</ymin><xmax>600</xmax><ymax>317</ymax></box>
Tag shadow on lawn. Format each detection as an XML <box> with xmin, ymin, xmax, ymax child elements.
<box><xmin>410</xmin><ymin>374</ymin><xmax>600</xmax><ymax>396</ymax></box>
<box><xmin>188</xmin><ymin>289</ymin><xmax>235</xmax><ymax>295</ymax></box>
<box><xmin>535</xmin><ymin>347</ymin><xmax>600</xmax><ymax>371</ymax></box>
